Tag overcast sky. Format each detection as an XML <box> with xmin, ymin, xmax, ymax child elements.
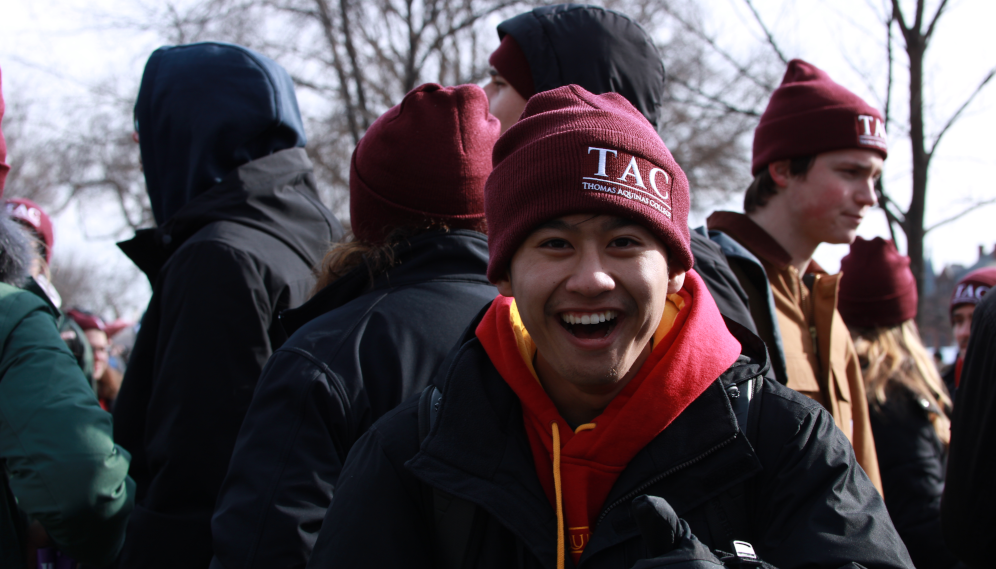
<box><xmin>1</xmin><ymin>0</ymin><xmax>994</xmax><ymax>317</ymax></box>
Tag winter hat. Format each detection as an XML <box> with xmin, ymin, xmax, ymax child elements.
<box><xmin>950</xmin><ymin>267</ymin><xmax>996</xmax><ymax>315</ymax></box>
<box><xmin>752</xmin><ymin>59</ymin><xmax>887</xmax><ymax>175</ymax></box>
<box><xmin>5</xmin><ymin>198</ymin><xmax>54</xmax><ymax>263</ymax></box>
<box><xmin>838</xmin><ymin>237</ymin><xmax>917</xmax><ymax>328</ymax></box>
<box><xmin>349</xmin><ymin>83</ymin><xmax>500</xmax><ymax>242</ymax></box>
<box><xmin>66</xmin><ymin>309</ymin><xmax>106</xmax><ymax>332</ymax></box>
<box><xmin>488</xmin><ymin>35</ymin><xmax>535</xmax><ymax>99</ymax></box>
<box><xmin>0</xmin><ymin>66</ymin><xmax>9</xmax><ymax>197</ymax></box>
<box><xmin>485</xmin><ymin>84</ymin><xmax>691</xmax><ymax>282</ymax></box>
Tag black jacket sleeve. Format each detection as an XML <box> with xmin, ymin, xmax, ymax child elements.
<box><xmin>210</xmin><ymin>350</ymin><xmax>351</xmax><ymax>569</ymax></box>
<box><xmin>943</xmin><ymin>292</ymin><xmax>996</xmax><ymax>567</ymax></box>
<box><xmin>114</xmin><ymin>240</ymin><xmax>276</xmax><ymax>567</ymax></box>
<box><xmin>750</xmin><ymin>381</ymin><xmax>914</xmax><ymax>569</ymax></box>
<box><xmin>690</xmin><ymin>230</ymin><xmax>757</xmax><ymax>335</ymax></box>
<box><xmin>306</xmin><ymin>398</ymin><xmax>433</xmax><ymax>569</ymax></box>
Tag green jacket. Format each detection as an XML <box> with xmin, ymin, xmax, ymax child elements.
<box><xmin>0</xmin><ymin>283</ymin><xmax>134</xmax><ymax>566</ymax></box>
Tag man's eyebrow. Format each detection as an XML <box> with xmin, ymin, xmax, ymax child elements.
<box><xmin>601</xmin><ymin>217</ymin><xmax>640</xmax><ymax>231</ymax></box>
<box><xmin>534</xmin><ymin>219</ymin><xmax>572</xmax><ymax>231</ymax></box>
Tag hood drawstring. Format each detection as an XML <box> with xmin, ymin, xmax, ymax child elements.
<box><xmin>551</xmin><ymin>421</ymin><xmax>597</xmax><ymax>569</ymax></box>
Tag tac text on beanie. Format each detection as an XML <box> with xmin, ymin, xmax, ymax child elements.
<box><xmin>950</xmin><ymin>267</ymin><xmax>996</xmax><ymax>315</ymax></box>
<box><xmin>349</xmin><ymin>83</ymin><xmax>500</xmax><ymax>242</ymax></box>
<box><xmin>484</xmin><ymin>84</ymin><xmax>691</xmax><ymax>283</ymax></box>
<box><xmin>752</xmin><ymin>59</ymin><xmax>887</xmax><ymax>176</ymax></box>
<box><xmin>5</xmin><ymin>198</ymin><xmax>54</xmax><ymax>264</ymax></box>
<box><xmin>838</xmin><ymin>237</ymin><xmax>917</xmax><ymax>328</ymax></box>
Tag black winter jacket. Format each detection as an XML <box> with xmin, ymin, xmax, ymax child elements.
<box><xmin>943</xmin><ymin>292</ymin><xmax>996</xmax><ymax>568</ymax></box>
<box><xmin>113</xmin><ymin>148</ymin><xmax>343</xmax><ymax>568</ymax></box>
<box><xmin>307</xmin><ymin>310</ymin><xmax>912</xmax><ymax>569</ymax></box>
<box><xmin>210</xmin><ymin>230</ymin><xmax>497</xmax><ymax>569</ymax></box>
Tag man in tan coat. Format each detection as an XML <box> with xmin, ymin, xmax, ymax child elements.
<box><xmin>706</xmin><ymin>59</ymin><xmax>884</xmax><ymax>492</ymax></box>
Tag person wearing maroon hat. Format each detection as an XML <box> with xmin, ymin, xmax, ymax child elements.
<box><xmin>707</xmin><ymin>59</ymin><xmax>887</xmax><ymax>492</ymax></box>
<box><xmin>66</xmin><ymin>308</ymin><xmax>124</xmax><ymax>410</ymax></box>
<box><xmin>484</xmin><ymin>3</ymin><xmax>762</xmax><ymax>346</ymax></box>
<box><xmin>210</xmin><ymin>83</ymin><xmax>501</xmax><ymax>569</ymax></box>
<box><xmin>943</xmin><ymin>266</ymin><xmax>996</xmax><ymax>394</ymax></box>
<box><xmin>307</xmin><ymin>85</ymin><xmax>910</xmax><ymax>569</ymax></box>
<box><xmin>838</xmin><ymin>237</ymin><xmax>960</xmax><ymax>569</ymax></box>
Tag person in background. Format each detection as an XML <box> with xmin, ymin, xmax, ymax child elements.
<box><xmin>706</xmin><ymin>59</ymin><xmax>886</xmax><ymax>491</ymax></box>
<box><xmin>307</xmin><ymin>85</ymin><xmax>910</xmax><ymax>569</ymax></box>
<box><xmin>211</xmin><ymin>83</ymin><xmax>500</xmax><ymax>569</ymax></box>
<box><xmin>67</xmin><ymin>308</ymin><xmax>124</xmax><ymax>409</ymax></box>
<box><xmin>483</xmin><ymin>3</ymin><xmax>760</xmax><ymax>341</ymax></box>
<box><xmin>113</xmin><ymin>42</ymin><xmax>343</xmax><ymax>568</ymax></box>
<box><xmin>942</xmin><ymin>290</ymin><xmax>996</xmax><ymax>568</ymax></box>
<box><xmin>0</xmin><ymin>64</ymin><xmax>134</xmax><ymax>569</ymax></box>
<box><xmin>942</xmin><ymin>267</ymin><xmax>996</xmax><ymax>396</ymax></box>
<box><xmin>838</xmin><ymin>237</ymin><xmax>961</xmax><ymax>569</ymax></box>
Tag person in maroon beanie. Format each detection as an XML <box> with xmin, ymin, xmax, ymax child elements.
<box><xmin>209</xmin><ymin>83</ymin><xmax>500</xmax><ymax>569</ymax></box>
<box><xmin>838</xmin><ymin>237</ymin><xmax>961</xmax><ymax>569</ymax></box>
<box><xmin>706</xmin><ymin>59</ymin><xmax>886</xmax><ymax>492</ymax></box>
<box><xmin>306</xmin><ymin>84</ymin><xmax>910</xmax><ymax>569</ymax></box>
<box><xmin>943</xmin><ymin>267</ymin><xmax>996</xmax><ymax>395</ymax></box>
<box><xmin>484</xmin><ymin>3</ymin><xmax>762</xmax><ymax>346</ymax></box>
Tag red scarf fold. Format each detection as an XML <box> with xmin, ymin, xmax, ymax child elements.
<box><xmin>476</xmin><ymin>270</ymin><xmax>742</xmax><ymax>564</ymax></box>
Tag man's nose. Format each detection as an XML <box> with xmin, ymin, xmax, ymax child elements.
<box><xmin>565</xmin><ymin>248</ymin><xmax>615</xmax><ymax>296</ymax></box>
<box><xmin>856</xmin><ymin>178</ymin><xmax>878</xmax><ymax>207</ymax></box>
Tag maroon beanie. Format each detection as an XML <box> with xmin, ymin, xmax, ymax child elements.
<box><xmin>488</xmin><ymin>35</ymin><xmax>535</xmax><ymax>99</ymax></box>
<box><xmin>838</xmin><ymin>237</ymin><xmax>917</xmax><ymax>328</ymax></box>
<box><xmin>485</xmin><ymin>84</ymin><xmax>691</xmax><ymax>282</ymax></box>
<box><xmin>66</xmin><ymin>309</ymin><xmax>106</xmax><ymax>332</ymax></box>
<box><xmin>950</xmin><ymin>267</ymin><xmax>996</xmax><ymax>315</ymax></box>
<box><xmin>6</xmin><ymin>197</ymin><xmax>54</xmax><ymax>263</ymax></box>
<box><xmin>0</xmin><ymin>67</ymin><xmax>9</xmax><ymax>197</ymax></box>
<box><xmin>349</xmin><ymin>83</ymin><xmax>500</xmax><ymax>242</ymax></box>
<box><xmin>752</xmin><ymin>59</ymin><xmax>887</xmax><ymax>175</ymax></box>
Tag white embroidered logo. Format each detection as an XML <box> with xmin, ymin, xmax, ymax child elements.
<box><xmin>582</xmin><ymin>147</ymin><xmax>672</xmax><ymax>218</ymax></box>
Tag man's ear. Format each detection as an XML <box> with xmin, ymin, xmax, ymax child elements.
<box><xmin>495</xmin><ymin>272</ymin><xmax>514</xmax><ymax>297</ymax></box>
<box><xmin>768</xmin><ymin>160</ymin><xmax>792</xmax><ymax>189</ymax></box>
<box><xmin>667</xmin><ymin>271</ymin><xmax>686</xmax><ymax>295</ymax></box>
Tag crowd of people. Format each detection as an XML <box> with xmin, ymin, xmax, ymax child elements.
<box><xmin>0</xmin><ymin>4</ymin><xmax>994</xmax><ymax>569</ymax></box>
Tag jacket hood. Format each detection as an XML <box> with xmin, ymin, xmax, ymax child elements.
<box><xmin>118</xmin><ymin>148</ymin><xmax>342</xmax><ymax>282</ymax></box>
<box><xmin>496</xmin><ymin>4</ymin><xmax>666</xmax><ymax>126</ymax></box>
<box><xmin>135</xmin><ymin>42</ymin><xmax>308</xmax><ymax>225</ymax></box>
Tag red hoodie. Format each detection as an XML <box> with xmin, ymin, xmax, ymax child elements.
<box><xmin>476</xmin><ymin>270</ymin><xmax>742</xmax><ymax>566</ymax></box>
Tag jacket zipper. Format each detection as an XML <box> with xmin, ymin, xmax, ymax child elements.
<box><xmin>595</xmin><ymin>433</ymin><xmax>738</xmax><ymax>526</ymax></box>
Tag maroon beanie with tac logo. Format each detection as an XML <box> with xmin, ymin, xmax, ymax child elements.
<box><xmin>488</xmin><ymin>35</ymin><xmax>535</xmax><ymax>99</ymax></box>
<box><xmin>950</xmin><ymin>267</ymin><xmax>996</xmax><ymax>316</ymax></box>
<box><xmin>6</xmin><ymin>197</ymin><xmax>54</xmax><ymax>263</ymax></box>
<box><xmin>838</xmin><ymin>237</ymin><xmax>917</xmax><ymax>328</ymax></box>
<box><xmin>752</xmin><ymin>59</ymin><xmax>887</xmax><ymax>175</ymax></box>
<box><xmin>349</xmin><ymin>83</ymin><xmax>500</xmax><ymax>242</ymax></box>
<box><xmin>485</xmin><ymin>84</ymin><xmax>690</xmax><ymax>282</ymax></box>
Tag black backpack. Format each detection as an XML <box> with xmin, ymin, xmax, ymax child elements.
<box><xmin>416</xmin><ymin>376</ymin><xmax>760</xmax><ymax>568</ymax></box>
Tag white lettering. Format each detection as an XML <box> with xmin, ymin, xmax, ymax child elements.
<box><xmin>618</xmin><ymin>156</ymin><xmax>646</xmax><ymax>188</ymax></box>
<box><xmin>874</xmin><ymin>118</ymin><xmax>887</xmax><ymax>138</ymax></box>
<box><xmin>648</xmin><ymin>168</ymin><xmax>670</xmax><ymax>200</ymax></box>
<box><xmin>588</xmin><ymin>147</ymin><xmax>617</xmax><ymax>177</ymax></box>
<box><xmin>857</xmin><ymin>115</ymin><xmax>874</xmax><ymax>135</ymax></box>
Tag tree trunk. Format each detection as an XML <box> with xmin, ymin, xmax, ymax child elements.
<box><xmin>903</xmin><ymin>20</ymin><xmax>930</xmax><ymax>326</ymax></box>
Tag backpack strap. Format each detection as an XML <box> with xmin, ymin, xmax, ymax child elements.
<box><xmin>417</xmin><ymin>385</ymin><xmax>481</xmax><ymax>569</ymax></box>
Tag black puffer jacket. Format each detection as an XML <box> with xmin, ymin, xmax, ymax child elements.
<box><xmin>210</xmin><ymin>230</ymin><xmax>496</xmax><ymax>569</ymax></box>
<box><xmin>307</xmin><ymin>310</ymin><xmax>912</xmax><ymax>569</ymax></box>
<box><xmin>870</xmin><ymin>387</ymin><xmax>963</xmax><ymax>569</ymax></box>
<box><xmin>943</xmin><ymin>291</ymin><xmax>996</xmax><ymax>568</ymax></box>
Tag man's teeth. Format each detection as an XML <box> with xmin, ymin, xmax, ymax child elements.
<box><xmin>560</xmin><ymin>311</ymin><xmax>618</xmax><ymax>325</ymax></box>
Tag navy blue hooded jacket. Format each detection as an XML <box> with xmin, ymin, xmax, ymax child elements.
<box><xmin>114</xmin><ymin>42</ymin><xmax>343</xmax><ymax>569</ymax></box>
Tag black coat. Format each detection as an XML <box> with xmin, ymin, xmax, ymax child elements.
<box><xmin>307</xmin><ymin>309</ymin><xmax>912</xmax><ymax>569</ymax></box>
<box><xmin>690</xmin><ymin>229</ymin><xmax>758</xmax><ymax>337</ymax></box>
<box><xmin>870</xmin><ymin>387</ymin><xmax>963</xmax><ymax>569</ymax></box>
<box><xmin>113</xmin><ymin>148</ymin><xmax>343</xmax><ymax>568</ymax></box>
<box><xmin>943</xmin><ymin>292</ymin><xmax>996</xmax><ymax>568</ymax></box>
<box><xmin>210</xmin><ymin>230</ymin><xmax>497</xmax><ymax>569</ymax></box>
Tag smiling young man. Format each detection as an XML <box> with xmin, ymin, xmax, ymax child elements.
<box><xmin>707</xmin><ymin>59</ymin><xmax>886</xmax><ymax>492</ymax></box>
<box><xmin>306</xmin><ymin>85</ymin><xmax>911</xmax><ymax>569</ymax></box>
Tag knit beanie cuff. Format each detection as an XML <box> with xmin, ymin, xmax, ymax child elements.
<box><xmin>489</xmin><ymin>34</ymin><xmax>535</xmax><ymax>100</ymax></box>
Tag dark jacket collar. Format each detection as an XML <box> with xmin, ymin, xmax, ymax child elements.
<box><xmin>279</xmin><ymin>230</ymin><xmax>490</xmax><ymax>337</ymax></box>
<box><xmin>406</xmin><ymin>311</ymin><xmax>768</xmax><ymax>565</ymax></box>
<box><xmin>118</xmin><ymin>148</ymin><xmax>342</xmax><ymax>283</ymax></box>
<box><xmin>707</xmin><ymin>211</ymin><xmax>793</xmax><ymax>270</ymax></box>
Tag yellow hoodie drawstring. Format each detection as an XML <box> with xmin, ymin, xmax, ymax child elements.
<box><xmin>551</xmin><ymin>421</ymin><xmax>565</xmax><ymax>569</ymax></box>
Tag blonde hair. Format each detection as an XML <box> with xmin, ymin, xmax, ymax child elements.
<box><xmin>852</xmin><ymin>320</ymin><xmax>951</xmax><ymax>445</ymax></box>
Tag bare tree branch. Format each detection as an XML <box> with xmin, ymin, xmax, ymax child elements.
<box><xmin>924</xmin><ymin>0</ymin><xmax>951</xmax><ymax>42</ymax></box>
<box><xmin>742</xmin><ymin>0</ymin><xmax>789</xmax><ymax>64</ymax></box>
<box><xmin>925</xmin><ymin>197</ymin><xmax>996</xmax><ymax>233</ymax></box>
<box><xmin>929</xmin><ymin>66</ymin><xmax>996</xmax><ymax>157</ymax></box>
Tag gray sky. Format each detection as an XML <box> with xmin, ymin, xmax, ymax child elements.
<box><xmin>1</xmin><ymin>0</ymin><xmax>994</xmax><ymax>317</ymax></box>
